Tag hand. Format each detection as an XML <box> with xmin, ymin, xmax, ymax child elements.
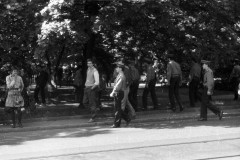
<box><xmin>91</xmin><ymin>85</ymin><xmax>97</xmax><ymax>90</ymax></box>
<box><xmin>110</xmin><ymin>92</ymin><xmax>114</xmax><ymax>97</ymax></box>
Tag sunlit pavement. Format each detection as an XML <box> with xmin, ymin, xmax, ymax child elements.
<box><xmin>0</xmin><ymin>116</ymin><xmax>240</xmax><ymax>160</ymax></box>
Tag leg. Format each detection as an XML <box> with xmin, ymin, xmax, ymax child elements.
<box><xmin>83</xmin><ymin>88</ymin><xmax>89</xmax><ymax>107</ymax></box>
<box><xmin>17</xmin><ymin>108</ymin><xmax>23</xmax><ymax>128</ymax></box>
<box><xmin>189</xmin><ymin>81</ymin><xmax>195</xmax><ymax>107</ymax></box>
<box><xmin>142</xmin><ymin>85</ymin><xmax>149</xmax><ymax>109</ymax></box>
<box><xmin>207</xmin><ymin>95</ymin><xmax>221</xmax><ymax>115</ymax></box>
<box><xmin>113</xmin><ymin>91</ymin><xmax>124</xmax><ymax>127</ymax></box>
<box><xmin>200</xmin><ymin>88</ymin><xmax>208</xmax><ymax>119</ymax></box>
<box><xmin>40</xmin><ymin>86</ymin><xmax>46</xmax><ymax>104</ymax></box>
<box><xmin>174</xmin><ymin>77</ymin><xmax>183</xmax><ymax>111</ymax></box>
<box><xmin>149</xmin><ymin>80</ymin><xmax>158</xmax><ymax>108</ymax></box>
<box><xmin>89</xmin><ymin>88</ymin><xmax>99</xmax><ymax>120</ymax></box>
<box><xmin>169</xmin><ymin>79</ymin><xmax>176</xmax><ymax>110</ymax></box>
<box><xmin>121</xmin><ymin>88</ymin><xmax>129</xmax><ymax>111</ymax></box>
<box><xmin>34</xmin><ymin>86</ymin><xmax>40</xmax><ymax>104</ymax></box>
<box><xmin>11</xmin><ymin>108</ymin><xmax>16</xmax><ymax>128</ymax></box>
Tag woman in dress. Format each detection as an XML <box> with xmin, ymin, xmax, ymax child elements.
<box><xmin>5</xmin><ymin>67</ymin><xmax>24</xmax><ymax>128</ymax></box>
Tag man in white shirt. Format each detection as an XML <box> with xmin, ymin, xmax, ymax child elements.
<box><xmin>83</xmin><ymin>59</ymin><xmax>100</xmax><ymax>122</ymax></box>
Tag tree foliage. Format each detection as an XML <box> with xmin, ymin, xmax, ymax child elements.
<box><xmin>1</xmin><ymin>0</ymin><xmax>240</xmax><ymax>78</ymax></box>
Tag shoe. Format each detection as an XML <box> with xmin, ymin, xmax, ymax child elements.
<box><xmin>218</xmin><ymin>111</ymin><xmax>223</xmax><ymax>120</ymax></box>
<box><xmin>88</xmin><ymin>118</ymin><xmax>95</xmax><ymax>123</ymax></box>
<box><xmin>180</xmin><ymin>106</ymin><xmax>184</xmax><ymax>112</ymax></box>
<box><xmin>111</xmin><ymin>125</ymin><xmax>119</xmax><ymax>128</ymax></box>
<box><xmin>18</xmin><ymin>123</ymin><xmax>23</xmax><ymax>128</ymax></box>
<box><xmin>167</xmin><ymin>107</ymin><xmax>176</xmax><ymax>112</ymax></box>
<box><xmin>12</xmin><ymin>124</ymin><xmax>16</xmax><ymax>128</ymax></box>
<box><xmin>126</xmin><ymin>119</ymin><xmax>131</xmax><ymax>127</ymax></box>
<box><xmin>197</xmin><ymin>118</ymin><xmax>207</xmax><ymax>121</ymax></box>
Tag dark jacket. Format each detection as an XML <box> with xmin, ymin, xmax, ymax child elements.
<box><xmin>36</xmin><ymin>70</ymin><xmax>49</xmax><ymax>87</ymax></box>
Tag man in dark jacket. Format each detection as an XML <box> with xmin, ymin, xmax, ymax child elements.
<box><xmin>198</xmin><ymin>60</ymin><xmax>223</xmax><ymax>121</ymax></box>
<box><xmin>34</xmin><ymin>65</ymin><xmax>49</xmax><ymax>107</ymax></box>
<box><xmin>189</xmin><ymin>57</ymin><xmax>202</xmax><ymax>107</ymax></box>
<box><xmin>167</xmin><ymin>54</ymin><xmax>184</xmax><ymax>112</ymax></box>
<box><xmin>229</xmin><ymin>59</ymin><xmax>240</xmax><ymax>100</ymax></box>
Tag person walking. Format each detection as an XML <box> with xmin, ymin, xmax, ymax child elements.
<box><xmin>19</xmin><ymin>69</ymin><xmax>30</xmax><ymax>112</ymax></box>
<box><xmin>188</xmin><ymin>57</ymin><xmax>202</xmax><ymax>107</ymax></box>
<box><xmin>83</xmin><ymin>59</ymin><xmax>100</xmax><ymax>122</ymax></box>
<box><xmin>142</xmin><ymin>59</ymin><xmax>159</xmax><ymax>110</ymax></box>
<box><xmin>73</xmin><ymin>65</ymin><xmax>84</xmax><ymax>108</ymax></box>
<box><xmin>166</xmin><ymin>54</ymin><xmax>184</xmax><ymax>112</ymax></box>
<box><xmin>34</xmin><ymin>65</ymin><xmax>49</xmax><ymax>107</ymax></box>
<box><xmin>128</xmin><ymin>60</ymin><xmax>140</xmax><ymax>111</ymax></box>
<box><xmin>198</xmin><ymin>60</ymin><xmax>223</xmax><ymax>121</ymax></box>
<box><xmin>110</xmin><ymin>61</ymin><xmax>131</xmax><ymax>128</ymax></box>
<box><xmin>5</xmin><ymin>67</ymin><xmax>24</xmax><ymax>128</ymax></box>
<box><xmin>229</xmin><ymin>59</ymin><xmax>240</xmax><ymax>100</ymax></box>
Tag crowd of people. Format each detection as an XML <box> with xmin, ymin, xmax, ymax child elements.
<box><xmin>1</xmin><ymin>54</ymin><xmax>240</xmax><ymax>128</ymax></box>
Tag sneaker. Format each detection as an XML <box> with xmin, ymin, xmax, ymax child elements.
<box><xmin>218</xmin><ymin>111</ymin><xmax>223</xmax><ymax>120</ymax></box>
<box><xmin>88</xmin><ymin>118</ymin><xmax>95</xmax><ymax>123</ymax></box>
<box><xmin>126</xmin><ymin>119</ymin><xmax>131</xmax><ymax>127</ymax></box>
<box><xmin>111</xmin><ymin>125</ymin><xmax>120</xmax><ymax>128</ymax></box>
<box><xmin>197</xmin><ymin>117</ymin><xmax>207</xmax><ymax>121</ymax></box>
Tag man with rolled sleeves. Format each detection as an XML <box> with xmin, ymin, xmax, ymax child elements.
<box><xmin>229</xmin><ymin>59</ymin><xmax>240</xmax><ymax>100</ymax></box>
<box><xmin>110</xmin><ymin>61</ymin><xmax>131</xmax><ymax>128</ymax></box>
<box><xmin>83</xmin><ymin>59</ymin><xmax>100</xmax><ymax>122</ymax></box>
<box><xmin>189</xmin><ymin>57</ymin><xmax>202</xmax><ymax>107</ymax></box>
<box><xmin>167</xmin><ymin>54</ymin><xmax>184</xmax><ymax>112</ymax></box>
<box><xmin>198</xmin><ymin>60</ymin><xmax>223</xmax><ymax>121</ymax></box>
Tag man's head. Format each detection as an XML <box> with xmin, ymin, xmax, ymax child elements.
<box><xmin>87</xmin><ymin>59</ymin><xmax>94</xmax><ymax>68</ymax></box>
<box><xmin>11</xmin><ymin>67</ymin><xmax>18</xmax><ymax>76</ymax></box>
<box><xmin>201</xmin><ymin>60</ymin><xmax>210</xmax><ymax>70</ymax></box>
<box><xmin>153</xmin><ymin>59</ymin><xmax>159</xmax><ymax>67</ymax></box>
<box><xmin>115</xmin><ymin>61</ymin><xmax>125</xmax><ymax>73</ymax></box>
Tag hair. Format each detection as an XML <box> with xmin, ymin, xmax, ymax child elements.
<box><xmin>117</xmin><ymin>65</ymin><xmax>125</xmax><ymax>71</ymax></box>
<box><xmin>11</xmin><ymin>66</ymin><xmax>18</xmax><ymax>71</ymax></box>
<box><xmin>191</xmin><ymin>57</ymin><xmax>198</xmax><ymax>63</ymax></box>
<box><xmin>87</xmin><ymin>58</ymin><xmax>93</xmax><ymax>63</ymax></box>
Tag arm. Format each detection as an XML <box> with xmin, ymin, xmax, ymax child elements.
<box><xmin>19</xmin><ymin>77</ymin><xmax>24</xmax><ymax>92</ymax></box>
<box><xmin>110</xmin><ymin>76</ymin><xmax>123</xmax><ymax>97</ymax></box>
<box><xmin>206</xmin><ymin>72</ymin><xmax>214</xmax><ymax>94</ymax></box>
<box><xmin>6</xmin><ymin>76</ymin><xmax>15</xmax><ymax>89</ymax></box>
<box><xmin>92</xmin><ymin>70</ymin><xmax>100</xmax><ymax>89</ymax></box>
<box><xmin>167</xmin><ymin>64</ymin><xmax>172</xmax><ymax>85</ymax></box>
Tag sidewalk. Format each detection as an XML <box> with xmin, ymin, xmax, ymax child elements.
<box><xmin>1</xmin><ymin>107</ymin><xmax>240</xmax><ymax>133</ymax></box>
<box><xmin>0</xmin><ymin>85</ymin><xmax>240</xmax><ymax>133</ymax></box>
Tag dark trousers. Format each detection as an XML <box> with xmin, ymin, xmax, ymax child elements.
<box><xmin>83</xmin><ymin>87</ymin><xmax>98</xmax><ymax>119</ymax></box>
<box><xmin>129</xmin><ymin>80</ymin><xmax>139</xmax><ymax>111</ymax></box>
<box><xmin>169</xmin><ymin>76</ymin><xmax>183</xmax><ymax>110</ymax></box>
<box><xmin>142</xmin><ymin>79</ymin><xmax>158</xmax><ymax>109</ymax></box>
<box><xmin>189</xmin><ymin>77</ymin><xmax>200</xmax><ymax>107</ymax></box>
<box><xmin>34</xmin><ymin>85</ymin><xmax>46</xmax><ymax>104</ymax></box>
<box><xmin>10</xmin><ymin>107</ymin><xmax>22</xmax><ymax>125</ymax></box>
<box><xmin>200</xmin><ymin>87</ymin><xmax>221</xmax><ymax>119</ymax></box>
<box><xmin>74</xmin><ymin>85</ymin><xmax>84</xmax><ymax>104</ymax></box>
<box><xmin>231</xmin><ymin>77</ymin><xmax>239</xmax><ymax>100</ymax></box>
<box><xmin>113</xmin><ymin>91</ymin><xmax>130</xmax><ymax>127</ymax></box>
